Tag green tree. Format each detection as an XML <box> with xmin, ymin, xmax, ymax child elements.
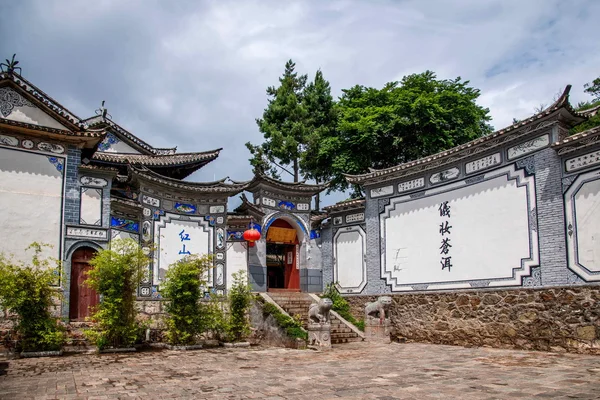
<box><xmin>301</xmin><ymin>69</ymin><xmax>338</xmax><ymax>209</ymax></box>
<box><xmin>584</xmin><ymin>76</ymin><xmax>600</xmax><ymax>102</ymax></box>
<box><xmin>322</xmin><ymin>71</ymin><xmax>492</xmax><ymax>194</ymax></box>
<box><xmin>572</xmin><ymin>76</ymin><xmax>600</xmax><ymax>134</ymax></box>
<box><xmin>0</xmin><ymin>243</ymin><xmax>65</xmax><ymax>352</ymax></box>
<box><xmin>247</xmin><ymin>59</ymin><xmax>308</xmax><ymax>182</ymax></box>
<box><xmin>84</xmin><ymin>239</ymin><xmax>147</xmax><ymax>349</ymax></box>
<box><xmin>161</xmin><ymin>254</ymin><xmax>213</xmax><ymax>345</ymax></box>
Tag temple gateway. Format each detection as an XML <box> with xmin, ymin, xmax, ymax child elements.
<box><xmin>1</xmin><ymin>63</ymin><xmax>599</xmax><ymax>322</ymax></box>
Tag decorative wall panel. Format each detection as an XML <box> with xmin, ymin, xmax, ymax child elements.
<box><xmin>564</xmin><ymin>169</ymin><xmax>600</xmax><ymax>281</ymax></box>
<box><xmin>381</xmin><ymin>164</ymin><xmax>538</xmax><ymax>291</ymax></box>
<box><xmin>333</xmin><ymin>225</ymin><xmax>367</xmax><ymax>294</ymax></box>
<box><xmin>80</xmin><ymin>187</ymin><xmax>102</xmax><ymax>226</ymax></box>
<box><xmin>153</xmin><ymin>213</ymin><xmax>213</xmax><ymax>283</ymax></box>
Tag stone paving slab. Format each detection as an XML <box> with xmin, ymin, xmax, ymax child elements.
<box><xmin>1</xmin><ymin>342</ymin><xmax>600</xmax><ymax>399</ymax></box>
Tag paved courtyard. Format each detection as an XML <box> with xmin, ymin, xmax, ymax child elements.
<box><xmin>1</xmin><ymin>342</ymin><xmax>599</xmax><ymax>399</ymax></box>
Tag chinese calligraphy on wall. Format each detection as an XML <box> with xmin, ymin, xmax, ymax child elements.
<box><xmin>439</xmin><ymin>201</ymin><xmax>453</xmax><ymax>272</ymax></box>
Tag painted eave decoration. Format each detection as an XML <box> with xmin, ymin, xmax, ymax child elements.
<box><xmin>344</xmin><ymin>85</ymin><xmax>587</xmax><ymax>186</ymax></box>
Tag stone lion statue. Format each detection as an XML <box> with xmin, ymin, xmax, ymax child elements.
<box><xmin>308</xmin><ymin>298</ymin><xmax>332</xmax><ymax>324</ymax></box>
<box><xmin>365</xmin><ymin>296</ymin><xmax>392</xmax><ymax>320</ymax></box>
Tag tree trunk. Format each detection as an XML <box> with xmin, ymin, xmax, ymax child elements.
<box><xmin>293</xmin><ymin>158</ymin><xmax>299</xmax><ymax>182</ymax></box>
<box><xmin>314</xmin><ymin>177</ymin><xmax>320</xmax><ymax>210</ymax></box>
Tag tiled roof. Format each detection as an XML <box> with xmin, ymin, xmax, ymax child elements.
<box><xmin>244</xmin><ymin>172</ymin><xmax>330</xmax><ymax>195</ymax></box>
<box><xmin>129</xmin><ymin>165</ymin><xmax>251</xmax><ymax>194</ymax></box>
<box><xmin>234</xmin><ymin>193</ymin><xmax>265</xmax><ymax>217</ymax></box>
<box><xmin>344</xmin><ymin>85</ymin><xmax>586</xmax><ymax>185</ymax></box>
<box><xmin>0</xmin><ymin>72</ymin><xmax>86</xmax><ymax>129</ymax></box>
<box><xmin>552</xmin><ymin>125</ymin><xmax>600</xmax><ymax>155</ymax></box>
<box><xmin>85</xmin><ymin>115</ymin><xmax>177</xmax><ymax>155</ymax></box>
<box><xmin>323</xmin><ymin>198</ymin><xmax>366</xmax><ymax>212</ymax></box>
<box><xmin>92</xmin><ymin>149</ymin><xmax>221</xmax><ymax>167</ymax></box>
<box><xmin>111</xmin><ymin>197</ymin><xmax>143</xmax><ymax>209</ymax></box>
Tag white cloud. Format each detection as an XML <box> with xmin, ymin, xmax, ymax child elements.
<box><xmin>1</xmin><ymin>0</ymin><xmax>599</xmax><ymax>208</ymax></box>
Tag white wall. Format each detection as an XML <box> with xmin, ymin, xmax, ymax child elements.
<box><xmin>0</xmin><ymin>146</ymin><xmax>64</xmax><ymax>263</ymax></box>
<box><xmin>333</xmin><ymin>226</ymin><xmax>367</xmax><ymax>293</ymax></box>
<box><xmin>226</xmin><ymin>241</ymin><xmax>248</xmax><ymax>291</ymax></box>
<box><xmin>381</xmin><ymin>165</ymin><xmax>537</xmax><ymax>290</ymax></box>
<box><xmin>154</xmin><ymin>214</ymin><xmax>212</xmax><ymax>283</ymax></box>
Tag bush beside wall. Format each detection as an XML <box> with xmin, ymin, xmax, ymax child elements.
<box><xmin>346</xmin><ymin>286</ymin><xmax>600</xmax><ymax>354</ymax></box>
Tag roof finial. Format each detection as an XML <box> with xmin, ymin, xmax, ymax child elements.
<box><xmin>0</xmin><ymin>54</ymin><xmax>21</xmax><ymax>75</ymax></box>
<box><xmin>95</xmin><ymin>100</ymin><xmax>112</xmax><ymax>121</ymax></box>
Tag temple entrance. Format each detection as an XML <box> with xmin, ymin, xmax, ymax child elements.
<box><xmin>69</xmin><ymin>247</ymin><xmax>99</xmax><ymax>321</ymax></box>
<box><xmin>266</xmin><ymin>219</ymin><xmax>300</xmax><ymax>291</ymax></box>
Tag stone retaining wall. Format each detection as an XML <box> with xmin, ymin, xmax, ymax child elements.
<box><xmin>346</xmin><ymin>286</ymin><xmax>600</xmax><ymax>354</ymax></box>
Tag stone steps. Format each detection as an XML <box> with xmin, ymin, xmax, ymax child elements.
<box><xmin>265</xmin><ymin>292</ymin><xmax>363</xmax><ymax>345</ymax></box>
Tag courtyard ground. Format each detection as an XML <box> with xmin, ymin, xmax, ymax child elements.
<box><xmin>1</xmin><ymin>342</ymin><xmax>599</xmax><ymax>399</ymax></box>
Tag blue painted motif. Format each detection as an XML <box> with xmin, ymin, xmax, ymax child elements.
<box><xmin>153</xmin><ymin>209</ymin><xmax>165</xmax><ymax>220</ymax></box>
<box><xmin>249</xmin><ymin>222</ymin><xmax>262</xmax><ymax>233</ymax></box>
<box><xmin>46</xmin><ymin>156</ymin><xmax>64</xmax><ymax>174</ymax></box>
<box><xmin>310</xmin><ymin>229</ymin><xmax>321</xmax><ymax>240</ymax></box>
<box><xmin>278</xmin><ymin>200</ymin><xmax>295</xmax><ymax>210</ymax></box>
<box><xmin>175</xmin><ymin>202</ymin><xmax>196</xmax><ymax>214</ymax></box>
<box><xmin>151</xmin><ymin>286</ymin><xmax>162</xmax><ymax>299</ymax></box>
<box><xmin>263</xmin><ymin>214</ymin><xmax>307</xmax><ymax>235</ymax></box>
<box><xmin>204</xmin><ymin>215</ymin><xmax>216</xmax><ymax>226</ymax></box>
<box><xmin>227</xmin><ymin>230</ymin><xmax>244</xmax><ymax>240</ymax></box>
<box><xmin>98</xmin><ymin>132</ymin><xmax>119</xmax><ymax>151</ymax></box>
<box><xmin>111</xmin><ymin>216</ymin><xmax>139</xmax><ymax>233</ymax></box>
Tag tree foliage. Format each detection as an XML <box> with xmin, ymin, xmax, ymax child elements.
<box><xmin>247</xmin><ymin>59</ymin><xmax>308</xmax><ymax>182</ymax></box>
<box><xmin>323</xmin><ymin>71</ymin><xmax>492</xmax><ymax>193</ymax></box>
<box><xmin>160</xmin><ymin>254</ymin><xmax>212</xmax><ymax>345</ymax></box>
<box><xmin>0</xmin><ymin>243</ymin><xmax>64</xmax><ymax>352</ymax></box>
<box><xmin>84</xmin><ymin>239</ymin><xmax>147</xmax><ymax>349</ymax></box>
<box><xmin>250</xmin><ymin>66</ymin><xmax>492</xmax><ymax>196</ymax></box>
<box><xmin>572</xmin><ymin>76</ymin><xmax>600</xmax><ymax>134</ymax></box>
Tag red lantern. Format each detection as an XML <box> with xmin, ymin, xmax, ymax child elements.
<box><xmin>243</xmin><ymin>228</ymin><xmax>261</xmax><ymax>247</ymax></box>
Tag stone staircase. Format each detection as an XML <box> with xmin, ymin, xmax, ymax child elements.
<box><xmin>266</xmin><ymin>292</ymin><xmax>363</xmax><ymax>345</ymax></box>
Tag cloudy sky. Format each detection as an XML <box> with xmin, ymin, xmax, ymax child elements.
<box><xmin>1</xmin><ymin>0</ymin><xmax>599</xmax><ymax>206</ymax></box>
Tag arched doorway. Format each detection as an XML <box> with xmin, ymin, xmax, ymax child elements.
<box><xmin>266</xmin><ymin>219</ymin><xmax>300</xmax><ymax>291</ymax></box>
<box><xmin>69</xmin><ymin>247</ymin><xmax>99</xmax><ymax>321</ymax></box>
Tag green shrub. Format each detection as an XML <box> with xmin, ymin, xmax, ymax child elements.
<box><xmin>322</xmin><ymin>282</ymin><xmax>364</xmax><ymax>331</ymax></box>
<box><xmin>0</xmin><ymin>243</ymin><xmax>65</xmax><ymax>352</ymax></box>
<box><xmin>84</xmin><ymin>239</ymin><xmax>148</xmax><ymax>349</ymax></box>
<box><xmin>227</xmin><ymin>271</ymin><xmax>252</xmax><ymax>341</ymax></box>
<box><xmin>261</xmin><ymin>301</ymin><xmax>308</xmax><ymax>340</ymax></box>
<box><xmin>199</xmin><ymin>292</ymin><xmax>229</xmax><ymax>341</ymax></box>
<box><xmin>160</xmin><ymin>254</ymin><xmax>212</xmax><ymax>345</ymax></box>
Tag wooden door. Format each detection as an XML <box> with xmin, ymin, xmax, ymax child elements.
<box><xmin>284</xmin><ymin>245</ymin><xmax>300</xmax><ymax>290</ymax></box>
<box><xmin>69</xmin><ymin>247</ymin><xmax>99</xmax><ymax>321</ymax></box>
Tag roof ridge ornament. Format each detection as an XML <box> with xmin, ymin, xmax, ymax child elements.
<box><xmin>0</xmin><ymin>54</ymin><xmax>21</xmax><ymax>75</ymax></box>
<box><xmin>95</xmin><ymin>100</ymin><xmax>113</xmax><ymax>121</ymax></box>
